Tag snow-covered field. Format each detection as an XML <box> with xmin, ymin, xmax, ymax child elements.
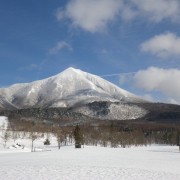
<box><xmin>0</xmin><ymin>145</ymin><xmax>180</xmax><ymax>180</ymax></box>
<box><xmin>0</xmin><ymin>116</ymin><xmax>180</xmax><ymax>180</ymax></box>
<box><xmin>0</xmin><ymin>116</ymin><xmax>8</xmax><ymax>129</ymax></box>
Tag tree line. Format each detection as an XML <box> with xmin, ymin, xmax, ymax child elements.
<box><xmin>1</xmin><ymin>118</ymin><xmax>180</xmax><ymax>151</ymax></box>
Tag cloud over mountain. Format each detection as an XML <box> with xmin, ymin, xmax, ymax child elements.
<box><xmin>133</xmin><ymin>67</ymin><xmax>180</xmax><ymax>104</ymax></box>
<box><xmin>140</xmin><ymin>32</ymin><xmax>180</xmax><ymax>58</ymax></box>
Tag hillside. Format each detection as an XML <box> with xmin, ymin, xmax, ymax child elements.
<box><xmin>0</xmin><ymin>68</ymin><xmax>148</xmax><ymax>120</ymax></box>
<box><xmin>0</xmin><ymin>68</ymin><xmax>145</xmax><ymax>110</ymax></box>
<box><xmin>0</xmin><ymin>68</ymin><xmax>180</xmax><ymax>122</ymax></box>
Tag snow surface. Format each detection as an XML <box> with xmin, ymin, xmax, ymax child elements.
<box><xmin>0</xmin><ymin>145</ymin><xmax>180</xmax><ymax>180</ymax></box>
<box><xmin>0</xmin><ymin>116</ymin><xmax>180</xmax><ymax>180</ymax></box>
<box><xmin>0</xmin><ymin>116</ymin><xmax>8</xmax><ymax>130</ymax></box>
<box><xmin>76</xmin><ymin>103</ymin><xmax>147</xmax><ymax>120</ymax></box>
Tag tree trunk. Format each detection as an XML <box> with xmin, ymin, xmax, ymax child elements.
<box><xmin>58</xmin><ymin>140</ymin><xmax>61</xmax><ymax>149</ymax></box>
<box><xmin>31</xmin><ymin>139</ymin><xmax>34</xmax><ymax>152</ymax></box>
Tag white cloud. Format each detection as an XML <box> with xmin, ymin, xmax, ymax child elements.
<box><xmin>56</xmin><ymin>0</ymin><xmax>180</xmax><ymax>33</ymax></box>
<box><xmin>132</xmin><ymin>0</ymin><xmax>180</xmax><ymax>22</ymax></box>
<box><xmin>49</xmin><ymin>41</ymin><xmax>73</xmax><ymax>54</ymax></box>
<box><xmin>119</xmin><ymin>73</ymin><xmax>134</xmax><ymax>84</ymax></box>
<box><xmin>140</xmin><ymin>32</ymin><xmax>180</xmax><ymax>58</ymax></box>
<box><xmin>121</xmin><ymin>5</ymin><xmax>137</xmax><ymax>21</ymax></box>
<box><xmin>133</xmin><ymin>67</ymin><xmax>180</xmax><ymax>104</ymax></box>
<box><xmin>56</xmin><ymin>0</ymin><xmax>123</xmax><ymax>33</ymax></box>
<box><xmin>169</xmin><ymin>98</ymin><xmax>179</xmax><ymax>105</ymax></box>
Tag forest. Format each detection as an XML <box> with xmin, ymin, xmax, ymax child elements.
<box><xmin>1</xmin><ymin>117</ymin><xmax>179</xmax><ymax>151</ymax></box>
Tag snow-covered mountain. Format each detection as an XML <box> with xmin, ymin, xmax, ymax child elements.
<box><xmin>0</xmin><ymin>67</ymin><xmax>145</xmax><ymax>109</ymax></box>
<box><xmin>0</xmin><ymin>68</ymin><xmax>148</xmax><ymax>119</ymax></box>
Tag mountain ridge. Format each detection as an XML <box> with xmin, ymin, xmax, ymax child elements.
<box><xmin>1</xmin><ymin>68</ymin><xmax>180</xmax><ymax>122</ymax></box>
<box><xmin>0</xmin><ymin>67</ymin><xmax>146</xmax><ymax>110</ymax></box>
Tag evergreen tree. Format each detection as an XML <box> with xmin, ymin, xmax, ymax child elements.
<box><xmin>74</xmin><ymin>125</ymin><xmax>83</xmax><ymax>148</ymax></box>
<box><xmin>176</xmin><ymin>130</ymin><xmax>180</xmax><ymax>152</ymax></box>
<box><xmin>44</xmin><ymin>138</ymin><xmax>50</xmax><ymax>145</ymax></box>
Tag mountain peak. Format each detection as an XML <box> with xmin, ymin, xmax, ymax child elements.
<box><xmin>0</xmin><ymin>67</ymin><xmax>146</xmax><ymax>110</ymax></box>
<box><xmin>65</xmin><ymin>67</ymin><xmax>78</xmax><ymax>71</ymax></box>
<box><xmin>55</xmin><ymin>67</ymin><xmax>86</xmax><ymax>78</ymax></box>
<box><xmin>62</xmin><ymin>67</ymin><xmax>82</xmax><ymax>73</ymax></box>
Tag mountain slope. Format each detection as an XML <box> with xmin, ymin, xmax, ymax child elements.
<box><xmin>0</xmin><ymin>67</ymin><xmax>145</xmax><ymax>110</ymax></box>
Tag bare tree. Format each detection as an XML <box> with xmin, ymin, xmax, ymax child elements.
<box><xmin>28</xmin><ymin>122</ymin><xmax>39</xmax><ymax>152</ymax></box>
<box><xmin>29</xmin><ymin>131</ymin><xmax>38</xmax><ymax>152</ymax></box>
<box><xmin>1</xmin><ymin>130</ymin><xmax>11</xmax><ymax>148</ymax></box>
<box><xmin>55</xmin><ymin>128</ymin><xmax>63</xmax><ymax>149</ymax></box>
<box><xmin>11</xmin><ymin>130</ymin><xmax>19</xmax><ymax>143</ymax></box>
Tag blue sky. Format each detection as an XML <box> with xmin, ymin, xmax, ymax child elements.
<box><xmin>0</xmin><ymin>0</ymin><xmax>180</xmax><ymax>104</ymax></box>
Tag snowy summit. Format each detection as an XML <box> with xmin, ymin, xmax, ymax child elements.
<box><xmin>0</xmin><ymin>67</ymin><xmax>145</xmax><ymax>110</ymax></box>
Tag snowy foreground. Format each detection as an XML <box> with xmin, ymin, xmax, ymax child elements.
<box><xmin>0</xmin><ymin>117</ymin><xmax>180</xmax><ymax>180</ymax></box>
<box><xmin>0</xmin><ymin>146</ymin><xmax>180</xmax><ymax>180</ymax></box>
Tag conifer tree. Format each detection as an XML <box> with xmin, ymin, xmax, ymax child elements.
<box><xmin>74</xmin><ymin>125</ymin><xmax>83</xmax><ymax>148</ymax></box>
<box><xmin>176</xmin><ymin>130</ymin><xmax>180</xmax><ymax>152</ymax></box>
